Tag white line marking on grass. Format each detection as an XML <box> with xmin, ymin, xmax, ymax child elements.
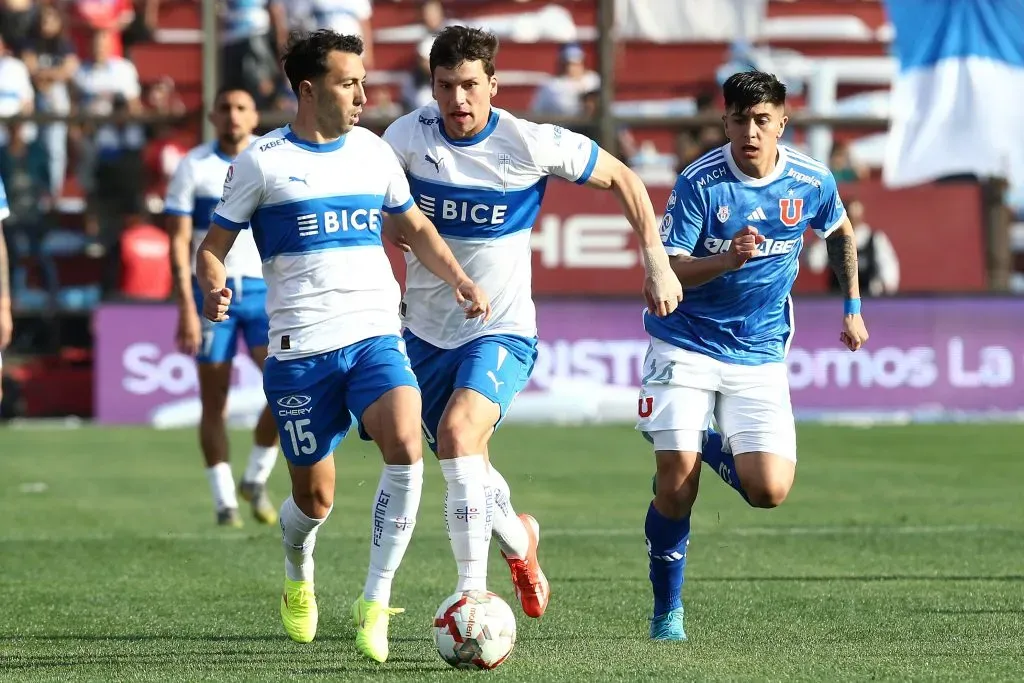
<box><xmin>0</xmin><ymin>524</ymin><xmax>1014</xmax><ymax>543</ymax></box>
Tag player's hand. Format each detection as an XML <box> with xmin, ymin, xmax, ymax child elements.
<box><xmin>725</xmin><ymin>225</ymin><xmax>766</xmax><ymax>269</ymax></box>
<box><xmin>840</xmin><ymin>313</ymin><xmax>869</xmax><ymax>352</ymax></box>
<box><xmin>176</xmin><ymin>308</ymin><xmax>203</xmax><ymax>355</ymax></box>
<box><xmin>203</xmin><ymin>287</ymin><xmax>232</xmax><ymax>322</ymax></box>
<box><xmin>453</xmin><ymin>279</ymin><xmax>491</xmax><ymax>321</ymax></box>
<box><xmin>0</xmin><ymin>304</ymin><xmax>12</xmax><ymax>350</ymax></box>
<box><xmin>643</xmin><ymin>269</ymin><xmax>683</xmax><ymax>317</ymax></box>
<box><xmin>383</xmin><ymin>219</ymin><xmax>411</xmax><ymax>253</ymax></box>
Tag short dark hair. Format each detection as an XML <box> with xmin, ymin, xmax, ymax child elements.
<box><xmin>214</xmin><ymin>85</ymin><xmax>255</xmax><ymax>105</ymax></box>
<box><xmin>722</xmin><ymin>70</ymin><xmax>786</xmax><ymax>112</ymax></box>
<box><xmin>429</xmin><ymin>25</ymin><xmax>499</xmax><ymax>77</ymax></box>
<box><xmin>281</xmin><ymin>29</ymin><xmax>364</xmax><ymax>95</ymax></box>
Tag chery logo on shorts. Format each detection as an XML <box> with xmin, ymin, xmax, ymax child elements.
<box><xmin>277</xmin><ymin>394</ymin><xmax>313</xmax><ymax>417</ymax></box>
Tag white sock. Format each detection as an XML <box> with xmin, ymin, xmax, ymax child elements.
<box><xmin>206</xmin><ymin>462</ymin><xmax>238</xmax><ymax>511</ymax></box>
<box><xmin>243</xmin><ymin>445</ymin><xmax>278</xmax><ymax>485</ymax></box>
<box><xmin>363</xmin><ymin>460</ymin><xmax>424</xmax><ymax>605</ymax></box>
<box><xmin>279</xmin><ymin>495</ymin><xmax>329</xmax><ymax>582</ymax></box>
<box><xmin>488</xmin><ymin>465</ymin><xmax>530</xmax><ymax>559</ymax></box>
<box><xmin>441</xmin><ymin>455</ymin><xmax>492</xmax><ymax>592</ymax></box>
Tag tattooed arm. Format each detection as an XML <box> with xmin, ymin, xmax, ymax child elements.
<box><xmin>825</xmin><ymin>217</ymin><xmax>861</xmax><ymax>300</ymax></box>
<box><xmin>825</xmin><ymin>216</ymin><xmax>869</xmax><ymax>351</ymax></box>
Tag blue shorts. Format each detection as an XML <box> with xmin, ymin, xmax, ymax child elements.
<box><xmin>403</xmin><ymin>331</ymin><xmax>538</xmax><ymax>453</ymax></box>
<box><xmin>192</xmin><ymin>277</ymin><xmax>270</xmax><ymax>363</ymax></box>
<box><xmin>262</xmin><ymin>335</ymin><xmax>420</xmax><ymax>466</ymax></box>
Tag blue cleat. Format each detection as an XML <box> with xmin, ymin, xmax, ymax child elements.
<box><xmin>650</xmin><ymin>608</ymin><xmax>687</xmax><ymax>641</ymax></box>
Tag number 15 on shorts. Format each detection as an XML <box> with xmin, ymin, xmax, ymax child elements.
<box><xmin>284</xmin><ymin>419</ymin><xmax>318</xmax><ymax>457</ymax></box>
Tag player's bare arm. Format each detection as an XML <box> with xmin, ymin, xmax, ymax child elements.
<box><xmin>383</xmin><ymin>207</ymin><xmax>492</xmax><ymax>321</ymax></box>
<box><xmin>826</xmin><ymin>216</ymin><xmax>869</xmax><ymax>351</ymax></box>
<box><xmin>167</xmin><ymin>214</ymin><xmax>203</xmax><ymax>354</ymax></box>
<box><xmin>0</xmin><ymin>221</ymin><xmax>10</xmax><ymax>350</ymax></box>
<box><xmin>196</xmin><ymin>225</ymin><xmax>239</xmax><ymax>323</ymax></box>
<box><xmin>669</xmin><ymin>225</ymin><xmax>766</xmax><ymax>288</ymax></box>
<box><xmin>583</xmin><ymin>148</ymin><xmax>683</xmax><ymax>316</ymax></box>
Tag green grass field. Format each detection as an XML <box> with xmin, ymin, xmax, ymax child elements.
<box><xmin>0</xmin><ymin>423</ymin><xmax>1022</xmax><ymax>682</ymax></box>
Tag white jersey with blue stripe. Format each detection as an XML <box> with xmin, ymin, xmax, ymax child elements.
<box><xmin>645</xmin><ymin>143</ymin><xmax>847</xmax><ymax>366</ymax></box>
<box><xmin>165</xmin><ymin>139</ymin><xmax>264</xmax><ymax>280</ymax></box>
<box><xmin>383</xmin><ymin>104</ymin><xmax>599</xmax><ymax>349</ymax></box>
<box><xmin>211</xmin><ymin>125</ymin><xmax>415</xmax><ymax>360</ymax></box>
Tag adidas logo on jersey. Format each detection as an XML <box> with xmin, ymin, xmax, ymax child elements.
<box><xmin>745</xmin><ymin>207</ymin><xmax>768</xmax><ymax>221</ymax></box>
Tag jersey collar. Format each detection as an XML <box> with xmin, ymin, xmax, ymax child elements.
<box><xmin>285</xmin><ymin>125</ymin><xmax>347</xmax><ymax>153</ymax></box>
<box><xmin>438</xmin><ymin>109</ymin><xmax>499</xmax><ymax>147</ymax></box>
<box><xmin>722</xmin><ymin>143</ymin><xmax>789</xmax><ymax>187</ymax></box>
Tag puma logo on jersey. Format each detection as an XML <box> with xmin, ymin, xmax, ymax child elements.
<box><xmin>424</xmin><ymin>154</ymin><xmax>442</xmax><ymax>173</ymax></box>
<box><xmin>288</xmin><ymin>174</ymin><xmax>310</xmax><ymax>186</ymax></box>
<box><xmin>703</xmin><ymin>237</ymin><xmax>799</xmax><ymax>257</ymax></box>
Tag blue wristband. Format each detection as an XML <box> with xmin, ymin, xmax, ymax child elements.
<box><xmin>844</xmin><ymin>298</ymin><xmax>862</xmax><ymax>315</ymax></box>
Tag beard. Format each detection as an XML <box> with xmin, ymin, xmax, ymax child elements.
<box><xmin>315</xmin><ymin>99</ymin><xmax>353</xmax><ymax>138</ymax></box>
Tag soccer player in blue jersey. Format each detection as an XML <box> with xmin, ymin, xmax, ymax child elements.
<box><xmin>637</xmin><ymin>71</ymin><xmax>869</xmax><ymax>640</ymax></box>
<box><xmin>196</xmin><ymin>30</ymin><xmax>490</xmax><ymax>662</ymax></box>
<box><xmin>165</xmin><ymin>87</ymin><xmax>281</xmax><ymax>528</ymax></box>
<box><xmin>382</xmin><ymin>25</ymin><xmax>683</xmax><ymax>619</ymax></box>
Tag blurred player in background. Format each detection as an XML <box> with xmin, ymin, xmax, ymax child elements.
<box><xmin>637</xmin><ymin>71</ymin><xmax>869</xmax><ymax>641</ymax></box>
<box><xmin>164</xmin><ymin>88</ymin><xmax>280</xmax><ymax>528</ymax></box>
<box><xmin>0</xmin><ymin>176</ymin><xmax>10</xmax><ymax>406</ymax></box>
<box><xmin>382</xmin><ymin>25</ymin><xmax>682</xmax><ymax>619</ymax></box>
<box><xmin>197</xmin><ymin>30</ymin><xmax>490</xmax><ymax>662</ymax></box>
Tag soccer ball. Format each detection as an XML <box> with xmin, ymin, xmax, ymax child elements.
<box><xmin>432</xmin><ymin>590</ymin><xmax>517</xmax><ymax>670</ymax></box>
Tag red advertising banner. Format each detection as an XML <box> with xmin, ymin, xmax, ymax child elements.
<box><xmin>385</xmin><ymin>180</ymin><xmax>985</xmax><ymax>295</ymax></box>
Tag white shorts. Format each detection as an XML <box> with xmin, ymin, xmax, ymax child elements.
<box><xmin>636</xmin><ymin>337</ymin><xmax>797</xmax><ymax>461</ymax></box>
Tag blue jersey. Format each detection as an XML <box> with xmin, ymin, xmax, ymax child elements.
<box><xmin>645</xmin><ymin>144</ymin><xmax>847</xmax><ymax>366</ymax></box>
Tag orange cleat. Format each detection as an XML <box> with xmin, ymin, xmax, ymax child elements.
<box><xmin>501</xmin><ymin>513</ymin><xmax>550</xmax><ymax>618</ymax></box>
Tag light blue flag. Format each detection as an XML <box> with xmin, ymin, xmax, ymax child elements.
<box><xmin>882</xmin><ymin>0</ymin><xmax>1024</xmax><ymax>187</ymax></box>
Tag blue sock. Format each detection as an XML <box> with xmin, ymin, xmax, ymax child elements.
<box><xmin>700</xmin><ymin>429</ymin><xmax>750</xmax><ymax>503</ymax></box>
<box><xmin>645</xmin><ymin>502</ymin><xmax>689</xmax><ymax>617</ymax></box>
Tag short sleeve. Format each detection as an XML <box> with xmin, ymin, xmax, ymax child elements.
<box><xmin>380</xmin><ymin>142</ymin><xmax>414</xmax><ymax>214</ymax></box>
<box><xmin>119</xmin><ymin>60</ymin><xmax>141</xmax><ymax>100</ymax></box>
<box><xmin>381</xmin><ymin>120</ymin><xmax>410</xmax><ymax>171</ymax></box>
<box><xmin>212</xmin><ymin>149</ymin><xmax>263</xmax><ymax>230</ymax></box>
<box><xmin>519</xmin><ymin>120</ymin><xmax>599</xmax><ymax>185</ymax></box>
<box><xmin>163</xmin><ymin>155</ymin><xmax>195</xmax><ymax>216</ymax></box>
<box><xmin>661</xmin><ymin>174</ymin><xmax>705</xmax><ymax>256</ymax></box>
<box><xmin>810</xmin><ymin>171</ymin><xmax>847</xmax><ymax>238</ymax></box>
<box><xmin>16</xmin><ymin>61</ymin><xmax>32</xmax><ymax>103</ymax></box>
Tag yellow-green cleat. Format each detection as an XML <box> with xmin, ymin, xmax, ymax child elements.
<box><xmin>281</xmin><ymin>579</ymin><xmax>318</xmax><ymax>643</ymax></box>
<box><xmin>239</xmin><ymin>481</ymin><xmax>277</xmax><ymax>525</ymax></box>
<box><xmin>351</xmin><ymin>596</ymin><xmax>404</xmax><ymax>663</ymax></box>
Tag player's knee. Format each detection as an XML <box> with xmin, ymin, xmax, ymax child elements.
<box><xmin>436</xmin><ymin>419</ymin><xmax>487</xmax><ymax>459</ymax></box>
<box><xmin>377</xmin><ymin>419</ymin><xmax>423</xmax><ymax>466</ymax></box>
<box><xmin>653</xmin><ymin>459</ymin><xmax>700</xmax><ymax>519</ymax></box>
<box><xmin>292</xmin><ymin>483</ymin><xmax>334</xmax><ymax>518</ymax></box>
<box><xmin>744</xmin><ymin>479</ymin><xmax>791</xmax><ymax>509</ymax></box>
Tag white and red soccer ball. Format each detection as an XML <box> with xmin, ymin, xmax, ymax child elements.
<box><xmin>433</xmin><ymin>590</ymin><xmax>517</xmax><ymax>670</ymax></box>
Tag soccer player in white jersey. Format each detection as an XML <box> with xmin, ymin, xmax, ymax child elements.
<box><xmin>0</xmin><ymin>176</ymin><xmax>10</xmax><ymax>406</ymax></box>
<box><xmin>382</xmin><ymin>26</ymin><xmax>683</xmax><ymax>619</ymax></box>
<box><xmin>196</xmin><ymin>30</ymin><xmax>490</xmax><ymax>663</ymax></box>
<box><xmin>637</xmin><ymin>71</ymin><xmax>870</xmax><ymax>641</ymax></box>
<box><xmin>165</xmin><ymin>87</ymin><xmax>281</xmax><ymax>528</ymax></box>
